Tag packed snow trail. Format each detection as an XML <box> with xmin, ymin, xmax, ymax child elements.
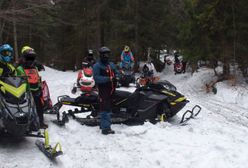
<box><xmin>1</xmin><ymin>66</ymin><xmax>248</xmax><ymax>168</ymax></box>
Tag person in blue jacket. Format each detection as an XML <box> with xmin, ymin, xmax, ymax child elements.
<box><xmin>119</xmin><ymin>45</ymin><xmax>134</xmax><ymax>70</ymax></box>
<box><xmin>93</xmin><ymin>46</ymin><xmax>118</xmax><ymax>135</ymax></box>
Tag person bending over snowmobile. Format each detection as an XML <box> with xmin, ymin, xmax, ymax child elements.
<box><xmin>93</xmin><ymin>46</ymin><xmax>118</xmax><ymax>135</ymax></box>
<box><xmin>17</xmin><ymin>46</ymin><xmax>48</xmax><ymax>129</ymax></box>
<box><xmin>84</xmin><ymin>49</ymin><xmax>96</xmax><ymax>67</ymax></box>
<box><xmin>0</xmin><ymin>44</ymin><xmax>16</xmax><ymax>76</ymax></box>
<box><xmin>119</xmin><ymin>45</ymin><xmax>134</xmax><ymax>70</ymax></box>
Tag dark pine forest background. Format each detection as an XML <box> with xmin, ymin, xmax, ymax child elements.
<box><xmin>0</xmin><ymin>0</ymin><xmax>248</xmax><ymax>80</ymax></box>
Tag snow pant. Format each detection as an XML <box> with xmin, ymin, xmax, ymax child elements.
<box><xmin>98</xmin><ymin>87</ymin><xmax>113</xmax><ymax>130</ymax></box>
<box><xmin>119</xmin><ymin>62</ymin><xmax>134</xmax><ymax>69</ymax></box>
<box><xmin>32</xmin><ymin>90</ymin><xmax>44</xmax><ymax>125</ymax></box>
<box><xmin>100</xmin><ymin>112</ymin><xmax>111</xmax><ymax>130</ymax></box>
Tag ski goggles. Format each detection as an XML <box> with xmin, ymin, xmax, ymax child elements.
<box><xmin>1</xmin><ymin>50</ymin><xmax>12</xmax><ymax>57</ymax></box>
<box><xmin>101</xmin><ymin>53</ymin><xmax>110</xmax><ymax>58</ymax></box>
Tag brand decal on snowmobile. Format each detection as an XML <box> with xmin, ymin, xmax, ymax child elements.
<box><xmin>0</xmin><ymin>81</ymin><xmax>26</xmax><ymax>98</ymax></box>
<box><xmin>162</xmin><ymin>90</ymin><xmax>176</xmax><ymax>97</ymax></box>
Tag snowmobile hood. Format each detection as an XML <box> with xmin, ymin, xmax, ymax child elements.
<box><xmin>0</xmin><ymin>78</ymin><xmax>27</xmax><ymax>98</ymax></box>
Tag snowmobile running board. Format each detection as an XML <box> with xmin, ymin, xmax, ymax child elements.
<box><xmin>35</xmin><ymin>129</ymin><xmax>63</xmax><ymax>159</ymax></box>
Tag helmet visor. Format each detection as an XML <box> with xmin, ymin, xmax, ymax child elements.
<box><xmin>101</xmin><ymin>53</ymin><xmax>110</xmax><ymax>58</ymax></box>
<box><xmin>1</xmin><ymin>50</ymin><xmax>12</xmax><ymax>57</ymax></box>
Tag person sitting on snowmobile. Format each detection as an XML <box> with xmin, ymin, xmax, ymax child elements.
<box><xmin>0</xmin><ymin>44</ymin><xmax>16</xmax><ymax>77</ymax></box>
<box><xmin>119</xmin><ymin>45</ymin><xmax>134</xmax><ymax>70</ymax></box>
<box><xmin>93</xmin><ymin>46</ymin><xmax>118</xmax><ymax>135</ymax></box>
<box><xmin>17</xmin><ymin>46</ymin><xmax>48</xmax><ymax>129</ymax></box>
<box><xmin>71</xmin><ymin>61</ymin><xmax>95</xmax><ymax>94</ymax></box>
<box><xmin>84</xmin><ymin>49</ymin><xmax>96</xmax><ymax>67</ymax></box>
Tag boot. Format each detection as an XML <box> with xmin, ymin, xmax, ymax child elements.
<box><xmin>40</xmin><ymin>122</ymin><xmax>48</xmax><ymax>129</ymax></box>
<box><xmin>102</xmin><ymin>128</ymin><xmax>115</xmax><ymax>135</ymax></box>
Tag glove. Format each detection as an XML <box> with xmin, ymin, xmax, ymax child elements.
<box><xmin>71</xmin><ymin>87</ymin><xmax>77</xmax><ymax>94</ymax></box>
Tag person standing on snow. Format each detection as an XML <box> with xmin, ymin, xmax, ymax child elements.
<box><xmin>0</xmin><ymin>44</ymin><xmax>16</xmax><ymax>76</ymax></box>
<box><xmin>93</xmin><ymin>46</ymin><xmax>118</xmax><ymax>135</ymax></box>
<box><xmin>17</xmin><ymin>46</ymin><xmax>48</xmax><ymax>129</ymax></box>
<box><xmin>119</xmin><ymin>45</ymin><xmax>134</xmax><ymax>70</ymax></box>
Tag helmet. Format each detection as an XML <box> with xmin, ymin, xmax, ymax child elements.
<box><xmin>21</xmin><ymin>46</ymin><xmax>36</xmax><ymax>62</ymax></box>
<box><xmin>124</xmin><ymin>45</ymin><xmax>130</xmax><ymax>53</ymax></box>
<box><xmin>99</xmin><ymin>46</ymin><xmax>111</xmax><ymax>64</ymax></box>
<box><xmin>88</xmin><ymin>49</ymin><xmax>93</xmax><ymax>56</ymax></box>
<box><xmin>82</xmin><ymin>61</ymin><xmax>89</xmax><ymax>68</ymax></box>
<box><xmin>0</xmin><ymin>44</ymin><xmax>13</xmax><ymax>63</ymax></box>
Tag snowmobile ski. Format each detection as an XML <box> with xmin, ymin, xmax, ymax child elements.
<box><xmin>179</xmin><ymin>110</ymin><xmax>194</xmax><ymax>125</ymax></box>
<box><xmin>35</xmin><ymin>130</ymin><xmax>63</xmax><ymax>159</ymax></box>
<box><xmin>179</xmin><ymin>104</ymin><xmax>202</xmax><ymax>125</ymax></box>
<box><xmin>191</xmin><ymin>105</ymin><xmax>201</xmax><ymax>118</ymax></box>
<box><xmin>52</xmin><ymin>111</ymin><xmax>69</xmax><ymax>126</ymax></box>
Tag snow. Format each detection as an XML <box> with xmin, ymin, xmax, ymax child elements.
<box><xmin>1</xmin><ymin>64</ymin><xmax>248</xmax><ymax>168</ymax></box>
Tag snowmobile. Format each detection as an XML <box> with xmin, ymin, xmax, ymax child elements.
<box><xmin>0</xmin><ymin>76</ymin><xmax>39</xmax><ymax>136</ymax></box>
<box><xmin>48</xmin><ymin>80</ymin><xmax>201</xmax><ymax>126</ymax></box>
<box><xmin>0</xmin><ymin>76</ymin><xmax>62</xmax><ymax>159</ymax></box>
<box><xmin>119</xmin><ymin>62</ymin><xmax>135</xmax><ymax>87</ymax></box>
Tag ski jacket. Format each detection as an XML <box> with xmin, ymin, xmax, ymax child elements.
<box><xmin>0</xmin><ymin>61</ymin><xmax>16</xmax><ymax>77</ymax></box>
<box><xmin>17</xmin><ymin>64</ymin><xmax>42</xmax><ymax>91</ymax></box>
<box><xmin>120</xmin><ymin>51</ymin><xmax>134</xmax><ymax>64</ymax></box>
<box><xmin>93</xmin><ymin>61</ymin><xmax>118</xmax><ymax>95</ymax></box>
<box><xmin>77</xmin><ymin>67</ymin><xmax>95</xmax><ymax>92</ymax></box>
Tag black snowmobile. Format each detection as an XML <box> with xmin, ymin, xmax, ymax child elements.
<box><xmin>118</xmin><ymin>62</ymin><xmax>135</xmax><ymax>87</ymax></box>
<box><xmin>0</xmin><ymin>77</ymin><xmax>40</xmax><ymax>136</ymax></box>
<box><xmin>0</xmin><ymin>77</ymin><xmax>62</xmax><ymax>159</ymax></box>
<box><xmin>48</xmin><ymin>80</ymin><xmax>201</xmax><ymax>126</ymax></box>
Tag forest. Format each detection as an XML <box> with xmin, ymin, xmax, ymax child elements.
<box><xmin>0</xmin><ymin>0</ymin><xmax>247</xmax><ymax>79</ymax></box>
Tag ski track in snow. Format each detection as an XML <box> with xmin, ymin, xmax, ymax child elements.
<box><xmin>1</xmin><ymin>66</ymin><xmax>248</xmax><ymax>168</ymax></box>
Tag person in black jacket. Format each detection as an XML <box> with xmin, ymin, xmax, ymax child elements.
<box><xmin>84</xmin><ymin>49</ymin><xmax>96</xmax><ymax>67</ymax></box>
<box><xmin>93</xmin><ymin>46</ymin><xmax>118</xmax><ymax>135</ymax></box>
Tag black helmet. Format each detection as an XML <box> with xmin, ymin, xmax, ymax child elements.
<box><xmin>82</xmin><ymin>61</ymin><xmax>89</xmax><ymax>68</ymax></box>
<box><xmin>99</xmin><ymin>46</ymin><xmax>111</xmax><ymax>64</ymax></box>
<box><xmin>99</xmin><ymin>46</ymin><xmax>111</xmax><ymax>54</ymax></box>
<box><xmin>21</xmin><ymin>46</ymin><xmax>37</xmax><ymax>64</ymax></box>
<box><xmin>88</xmin><ymin>49</ymin><xmax>93</xmax><ymax>56</ymax></box>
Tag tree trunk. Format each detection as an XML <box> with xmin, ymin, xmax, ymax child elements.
<box><xmin>134</xmin><ymin>0</ymin><xmax>139</xmax><ymax>59</ymax></box>
<box><xmin>13</xmin><ymin>18</ymin><xmax>19</xmax><ymax>61</ymax></box>
<box><xmin>0</xmin><ymin>20</ymin><xmax>5</xmax><ymax>43</ymax></box>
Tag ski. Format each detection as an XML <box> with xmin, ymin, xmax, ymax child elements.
<box><xmin>35</xmin><ymin>130</ymin><xmax>63</xmax><ymax>159</ymax></box>
<box><xmin>36</xmin><ymin>140</ymin><xmax>63</xmax><ymax>159</ymax></box>
<box><xmin>191</xmin><ymin>105</ymin><xmax>202</xmax><ymax>118</ymax></box>
<box><xmin>178</xmin><ymin>104</ymin><xmax>202</xmax><ymax>125</ymax></box>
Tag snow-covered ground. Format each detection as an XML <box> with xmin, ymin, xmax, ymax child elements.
<box><xmin>1</xmin><ymin>64</ymin><xmax>248</xmax><ymax>168</ymax></box>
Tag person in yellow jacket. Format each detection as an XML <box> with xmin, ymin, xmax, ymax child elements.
<box><xmin>0</xmin><ymin>44</ymin><xmax>16</xmax><ymax>76</ymax></box>
<box><xmin>17</xmin><ymin>46</ymin><xmax>48</xmax><ymax>129</ymax></box>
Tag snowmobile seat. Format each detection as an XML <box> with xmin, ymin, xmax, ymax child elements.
<box><xmin>114</xmin><ymin>90</ymin><xmax>132</xmax><ymax>99</ymax></box>
<box><xmin>60</xmin><ymin>97</ymin><xmax>76</xmax><ymax>103</ymax></box>
<box><xmin>75</xmin><ymin>93</ymin><xmax>98</xmax><ymax>104</ymax></box>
